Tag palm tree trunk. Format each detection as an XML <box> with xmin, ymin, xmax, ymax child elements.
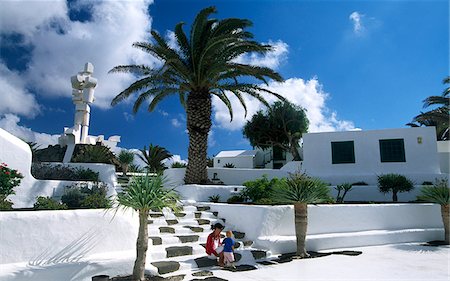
<box><xmin>294</xmin><ymin>203</ymin><xmax>309</xmax><ymax>258</ymax></box>
<box><xmin>392</xmin><ymin>191</ymin><xmax>398</xmax><ymax>202</ymax></box>
<box><xmin>185</xmin><ymin>93</ymin><xmax>212</xmax><ymax>184</ymax></box>
<box><xmin>133</xmin><ymin>209</ymin><xmax>149</xmax><ymax>281</ymax></box>
<box><xmin>289</xmin><ymin>140</ymin><xmax>302</xmax><ymax>161</ymax></box>
<box><xmin>441</xmin><ymin>204</ymin><xmax>449</xmax><ymax>244</ymax></box>
<box><xmin>122</xmin><ymin>164</ymin><xmax>129</xmax><ymax>177</ymax></box>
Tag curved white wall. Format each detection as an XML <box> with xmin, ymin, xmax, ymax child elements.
<box><xmin>0</xmin><ymin>209</ymin><xmax>138</xmax><ymax>265</ymax></box>
<box><xmin>176</xmin><ymin>184</ymin><xmax>245</xmax><ymax>202</ymax></box>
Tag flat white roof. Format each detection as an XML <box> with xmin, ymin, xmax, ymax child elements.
<box><xmin>215</xmin><ymin>150</ymin><xmax>257</xmax><ymax>158</ymax></box>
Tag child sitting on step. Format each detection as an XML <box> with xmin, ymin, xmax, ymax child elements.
<box><xmin>222</xmin><ymin>230</ymin><xmax>236</xmax><ymax>268</ymax></box>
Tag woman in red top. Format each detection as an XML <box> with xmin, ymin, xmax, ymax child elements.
<box><xmin>205</xmin><ymin>223</ymin><xmax>225</xmax><ymax>266</ymax></box>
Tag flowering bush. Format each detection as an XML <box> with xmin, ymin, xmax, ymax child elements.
<box><xmin>0</xmin><ymin>162</ymin><xmax>23</xmax><ymax>197</ymax></box>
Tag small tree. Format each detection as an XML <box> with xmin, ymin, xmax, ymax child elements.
<box><xmin>335</xmin><ymin>183</ymin><xmax>353</xmax><ymax>203</ymax></box>
<box><xmin>417</xmin><ymin>178</ymin><xmax>450</xmax><ymax>244</ymax></box>
<box><xmin>137</xmin><ymin>144</ymin><xmax>172</xmax><ymax>173</ymax></box>
<box><xmin>0</xmin><ymin>162</ymin><xmax>23</xmax><ymax>209</ymax></box>
<box><xmin>117</xmin><ymin>175</ymin><xmax>179</xmax><ymax>281</ymax></box>
<box><xmin>243</xmin><ymin>101</ymin><xmax>309</xmax><ymax>161</ymax></box>
<box><xmin>118</xmin><ymin>150</ymin><xmax>135</xmax><ymax>177</ymax></box>
<box><xmin>377</xmin><ymin>174</ymin><xmax>414</xmax><ymax>202</ymax></box>
<box><xmin>273</xmin><ymin>173</ymin><xmax>331</xmax><ymax>258</ymax></box>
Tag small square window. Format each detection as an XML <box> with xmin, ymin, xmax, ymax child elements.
<box><xmin>331</xmin><ymin>141</ymin><xmax>355</xmax><ymax>164</ymax></box>
<box><xmin>379</xmin><ymin>139</ymin><xmax>406</xmax><ymax>162</ymax></box>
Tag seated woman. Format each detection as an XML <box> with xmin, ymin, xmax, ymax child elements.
<box><xmin>205</xmin><ymin>222</ymin><xmax>225</xmax><ymax>266</ymax></box>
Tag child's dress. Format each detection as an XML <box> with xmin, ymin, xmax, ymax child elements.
<box><xmin>222</xmin><ymin>237</ymin><xmax>235</xmax><ymax>265</ymax></box>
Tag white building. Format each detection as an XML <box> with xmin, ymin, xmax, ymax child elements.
<box><xmin>214</xmin><ymin>150</ymin><xmax>258</xmax><ymax>168</ymax></box>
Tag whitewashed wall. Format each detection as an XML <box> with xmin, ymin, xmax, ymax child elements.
<box><xmin>0</xmin><ymin>209</ymin><xmax>138</xmax><ymax>265</ymax></box>
<box><xmin>213</xmin><ymin>156</ymin><xmax>254</xmax><ymax>168</ymax></box>
<box><xmin>437</xmin><ymin>140</ymin><xmax>450</xmax><ymax>174</ymax></box>
<box><xmin>0</xmin><ymin>128</ymin><xmax>117</xmax><ymax>208</ymax></box>
<box><xmin>176</xmin><ymin>184</ymin><xmax>245</xmax><ymax>202</ymax></box>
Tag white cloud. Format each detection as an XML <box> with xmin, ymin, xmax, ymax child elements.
<box><xmin>233</xmin><ymin>40</ymin><xmax>288</xmax><ymax>69</ymax></box>
<box><xmin>0</xmin><ymin>114</ymin><xmax>59</xmax><ymax>147</ymax></box>
<box><xmin>158</xmin><ymin>109</ymin><xmax>169</xmax><ymax>117</ymax></box>
<box><xmin>349</xmin><ymin>11</ymin><xmax>364</xmax><ymax>34</ymax></box>
<box><xmin>171</xmin><ymin>118</ymin><xmax>182</xmax><ymax>128</ymax></box>
<box><xmin>0</xmin><ymin>0</ymin><xmax>157</xmax><ymax>110</ymax></box>
<box><xmin>165</xmin><ymin>30</ymin><xmax>180</xmax><ymax>52</ymax></box>
<box><xmin>212</xmin><ymin>77</ymin><xmax>357</xmax><ymax>133</ymax></box>
<box><xmin>123</xmin><ymin>112</ymin><xmax>134</xmax><ymax>122</ymax></box>
<box><xmin>0</xmin><ymin>63</ymin><xmax>41</xmax><ymax>118</ymax></box>
<box><xmin>208</xmin><ymin>130</ymin><xmax>216</xmax><ymax>147</ymax></box>
<box><xmin>163</xmin><ymin>155</ymin><xmax>188</xmax><ymax>167</ymax></box>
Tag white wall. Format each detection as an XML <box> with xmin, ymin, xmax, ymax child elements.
<box><xmin>0</xmin><ymin>128</ymin><xmax>117</xmax><ymax>208</ymax></box>
<box><xmin>0</xmin><ymin>209</ymin><xmax>138</xmax><ymax>265</ymax></box>
<box><xmin>302</xmin><ymin>127</ymin><xmax>441</xmax><ymax>184</ymax></box>
<box><xmin>437</xmin><ymin>141</ymin><xmax>450</xmax><ymax>174</ymax></box>
<box><xmin>175</xmin><ymin>185</ymin><xmax>245</xmax><ymax>202</ymax></box>
<box><xmin>214</xmin><ymin>156</ymin><xmax>254</xmax><ymax>168</ymax></box>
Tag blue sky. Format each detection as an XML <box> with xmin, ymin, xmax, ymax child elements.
<box><xmin>0</xmin><ymin>0</ymin><xmax>448</xmax><ymax>161</ymax></box>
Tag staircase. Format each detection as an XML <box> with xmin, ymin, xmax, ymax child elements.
<box><xmin>144</xmin><ymin>204</ymin><xmax>271</xmax><ymax>277</ymax></box>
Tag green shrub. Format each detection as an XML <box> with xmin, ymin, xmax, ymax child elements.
<box><xmin>34</xmin><ymin>196</ymin><xmax>67</xmax><ymax>210</ymax></box>
<box><xmin>335</xmin><ymin>183</ymin><xmax>353</xmax><ymax>203</ymax></box>
<box><xmin>377</xmin><ymin>173</ymin><xmax>414</xmax><ymax>202</ymax></box>
<box><xmin>0</xmin><ymin>162</ymin><xmax>23</xmax><ymax>197</ymax></box>
<box><xmin>171</xmin><ymin>162</ymin><xmax>187</xmax><ymax>168</ymax></box>
<box><xmin>208</xmin><ymin>194</ymin><xmax>221</xmax><ymax>203</ymax></box>
<box><xmin>422</xmin><ymin>181</ymin><xmax>433</xmax><ymax>186</ymax></box>
<box><xmin>223</xmin><ymin>163</ymin><xmax>235</xmax><ymax>168</ymax></box>
<box><xmin>0</xmin><ymin>195</ymin><xmax>13</xmax><ymax>210</ymax></box>
<box><xmin>32</xmin><ymin>163</ymin><xmax>99</xmax><ymax>181</ymax></box>
<box><xmin>241</xmin><ymin>175</ymin><xmax>282</xmax><ymax>202</ymax></box>
<box><xmin>351</xmin><ymin>181</ymin><xmax>368</xmax><ymax>186</ymax></box>
<box><xmin>61</xmin><ymin>188</ymin><xmax>85</xmax><ymax>208</ymax></box>
<box><xmin>129</xmin><ymin>164</ymin><xmax>144</xmax><ymax>173</ymax></box>
<box><xmin>227</xmin><ymin>195</ymin><xmax>245</xmax><ymax>204</ymax></box>
<box><xmin>254</xmin><ymin>198</ymin><xmax>274</xmax><ymax>205</ymax></box>
<box><xmin>72</xmin><ymin>144</ymin><xmax>118</xmax><ymax>165</ymax></box>
<box><xmin>417</xmin><ymin>178</ymin><xmax>449</xmax><ymax>204</ymax></box>
<box><xmin>62</xmin><ymin>182</ymin><xmax>111</xmax><ymax>209</ymax></box>
<box><xmin>73</xmin><ymin>167</ymin><xmax>99</xmax><ymax>181</ymax></box>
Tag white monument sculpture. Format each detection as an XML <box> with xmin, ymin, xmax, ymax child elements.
<box><xmin>59</xmin><ymin>62</ymin><xmax>120</xmax><ymax>162</ymax></box>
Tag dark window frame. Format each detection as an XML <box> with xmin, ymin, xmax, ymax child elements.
<box><xmin>379</xmin><ymin>139</ymin><xmax>406</xmax><ymax>163</ymax></box>
<box><xmin>331</xmin><ymin>141</ymin><xmax>355</xmax><ymax>164</ymax></box>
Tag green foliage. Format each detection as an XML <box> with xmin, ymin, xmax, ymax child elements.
<box><xmin>206</xmin><ymin>157</ymin><xmax>214</xmax><ymax>168</ymax></box>
<box><xmin>137</xmin><ymin>144</ymin><xmax>173</xmax><ymax>173</ymax></box>
<box><xmin>117</xmin><ymin>174</ymin><xmax>179</xmax><ymax>212</ymax></box>
<box><xmin>422</xmin><ymin>181</ymin><xmax>433</xmax><ymax>186</ymax></box>
<box><xmin>118</xmin><ymin>150</ymin><xmax>135</xmax><ymax>164</ymax></box>
<box><xmin>377</xmin><ymin>173</ymin><xmax>414</xmax><ymax>201</ymax></box>
<box><xmin>61</xmin><ymin>182</ymin><xmax>111</xmax><ymax>209</ymax></box>
<box><xmin>0</xmin><ymin>162</ymin><xmax>23</xmax><ymax>197</ymax></box>
<box><xmin>417</xmin><ymin>178</ymin><xmax>449</xmax><ymax>205</ymax></box>
<box><xmin>33</xmin><ymin>145</ymin><xmax>66</xmax><ymax>162</ymax></box>
<box><xmin>34</xmin><ymin>196</ymin><xmax>67</xmax><ymax>210</ymax></box>
<box><xmin>31</xmin><ymin>163</ymin><xmax>99</xmax><ymax>181</ymax></box>
<box><xmin>254</xmin><ymin>198</ymin><xmax>275</xmax><ymax>205</ymax></box>
<box><xmin>273</xmin><ymin>173</ymin><xmax>331</xmax><ymax>204</ymax></box>
<box><xmin>0</xmin><ymin>195</ymin><xmax>13</xmax><ymax>210</ymax></box>
<box><xmin>128</xmin><ymin>164</ymin><xmax>144</xmax><ymax>173</ymax></box>
<box><xmin>351</xmin><ymin>181</ymin><xmax>368</xmax><ymax>186</ymax></box>
<box><xmin>241</xmin><ymin>175</ymin><xmax>282</xmax><ymax>202</ymax></box>
<box><xmin>223</xmin><ymin>163</ymin><xmax>235</xmax><ymax>168</ymax></box>
<box><xmin>208</xmin><ymin>194</ymin><xmax>221</xmax><ymax>203</ymax></box>
<box><xmin>243</xmin><ymin>101</ymin><xmax>308</xmax><ymax>161</ymax></box>
<box><xmin>72</xmin><ymin>144</ymin><xmax>118</xmax><ymax>164</ymax></box>
<box><xmin>227</xmin><ymin>195</ymin><xmax>245</xmax><ymax>204</ymax></box>
<box><xmin>171</xmin><ymin>162</ymin><xmax>187</xmax><ymax>168</ymax></box>
<box><xmin>335</xmin><ymin>183</ymin><xmax>353</xmax><ymax>203</ymax></box>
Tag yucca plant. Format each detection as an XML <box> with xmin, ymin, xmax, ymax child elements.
<box><xmin>377</xmin><ymin>173</ymin><xmax>414</xmax><ymax>202</ymax></box>
<box><xmin>117</xmin><ymin>175</ymin><xmax>179</xmax><ymax>281</ymax></box>
<box><xmin>417</xmin><ymin>178</ymin><xmax>450</xmax><ymax>244</ymax></box>
<box><xmin>118</xmin><ymin>150</ymin><xmax>135</xmax><ymax>177</ymax></box>
<box><xmin>72</xmin><ymin>144</ymin><xmax>118</xmax><ymax>165</ymax></box>
<box><xmin>273</xmin><ymin>173</ymin><xmax>331</xmax><ymax>258</ymax></box>
<box><xmin>335</xmin><ymin>183</ymin><xmax>353</xmax><ymax>203</ymax></box>
<box><xmin>137</xmin><ymin>144</ymin><xmax>173</xmax><ymax>173</ymax></box>
<box><xmin>109</xmin><ymin>6</ymin><xmax>285</xmax><ymax>184</ymax></box>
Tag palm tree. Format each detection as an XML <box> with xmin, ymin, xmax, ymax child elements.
<box><xmin>109</xmin><ymin>6</ymin><xmax>285</xmax><ymax>184</ymax></box>
<box><xmin>273</xmin><ymin>173</ymin><xmax>331</xmax><ymax>258</ymax></box>
<box><xmin>137</xmin><ymin>144</ymin><xmax>172</xmax><ymax>173</ymax></box>
<box><xmin>117</xmin><ymin>174</ymin><xmax>179</xmax><ymax>281</ymax></box>
<box><xmin>118</xmin><ymin>150</ymin><xmax>135</xmax><ymax>177</ymax></box>
<box><xmin>418</xmin><ymin>178</ymin><xmax>450</xmax><ymax>244</ymax></box>
<box><xmin>408</xmin><ymin>77</ymin><xmax>449</xmax><ymax>140</ymax></box>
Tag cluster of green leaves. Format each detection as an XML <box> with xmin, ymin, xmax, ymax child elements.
<box><xmin>223</xmin><ymin>163</ymin><xmax>235</xmax><ymax>168</ymax></box>
<box><xmin>418</xmin><ymin>178</ymin><xmax>449</xmax><ymax>205</ymax></box>
<box><xmin>0</xmin><ymin>162</ymin><xmax>23</xmax><ymax>210</ymax></box>
<box><xmin>72</xmin><ymin>144</ymin><xmax>118</xmax><ymax>165</ymax></box>
<box><xmin>137</xmin><ymin>144</ymin><xmax>173</xmax><ymax>173</ymax></box>
<box><xmin>34</xmin><ymin>196</ymin><xmax>68</xmax><ymax>210</ymax></box>
<box><xmin>61</xmin><ymin>182</ymin><xmax>111</xmax><ymax>209</ymax></box>
<box><xmin>31</xmin><ymin>163</ymin><xmax>99</xmax><ymax>181</ymax></box>
<box><xmin>335</xmin><ymin>183</ymin><xmax>353</xmax><ymax>203</ymax></box>
<box><xmin>241</xmin><ymin>175</ymin><xmax>283</xmax><ymax>204</ymax></box>
<box><xmin>273</xmin><ymin>173</ymin><xmax>332</xmax><ymax>204</ymax></box>
<box><xmin>377</xmin><ymin>173</ymin><xmax>414</xmax><ymax>202</ymax></box>
<box><xmin>208</xmin><ymin>194</ymin><xmax>221</xmax><ymax>203</ymax></box>
<box><xmin>171</xmin><ymin>162</ymin><xmax>187</xmax><ymax>168</ymax></box>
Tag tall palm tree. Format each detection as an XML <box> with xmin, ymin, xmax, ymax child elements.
<box><xmin>117</xmin><ymin>175</ymin><xmax>179</xmax><ymax>281</ymax></box>
<box><xmin>137</xmin><ymin>144</ymin><xmax>172</xmax><ymax>173</ymax></box>
<box><xmin>408</xmin><ymin>77</ymin><xmax>449</xmax><ymax>140</ymax></box>
<box><xmin>118</xmin><ymin>150</ymin><xmax>135</xmax><ymax>177</ymax></box>
<box><xmin>418</xmin><ymin>179</ymin><xmax>450</xmax><ymax>244</ymax></box>
<box><xmin>273</xmin><ymin>173</ymin><xmax>331</xmax><ymax>258</ymax></box>
<box><xmin>109</xmin><ymin>6</ymin><xmax>285</xmax><ymax>184</ymax></box>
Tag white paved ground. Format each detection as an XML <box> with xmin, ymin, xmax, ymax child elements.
<box><xmin>1</xmin><ymin>243</ymin><xmax>449</xmax><ymax>281</ymax></box>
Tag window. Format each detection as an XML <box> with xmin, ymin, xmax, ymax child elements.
<box><xmin>331</xmin><ymin>141</ymin><xmax>355</xmax><ymax>164</ymax></box>
<box><xmin>379</xmin><ymin>139</ymin><xmax>406</xmax><ymax>162</ymax></box>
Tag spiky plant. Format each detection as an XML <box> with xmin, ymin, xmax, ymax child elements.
<box><xmin>377</xmin><ymin>174</ymin><xmax>414</xmax><ymax>202</ymax></box>
<box><xmin>72</xmin><ymin>144</ymin><xmax>118</xmax><ymax>165</ymax></box>
<box><xmin>273</xmin><ymin>173</ymin><xmax>331</xmax><ymax>258</ymax></box>
<box><xmin>417</xmin><ymin>178</ymin><xmax>450</xmax><ymax>244</ymax></box>
<box><xmin>109</xmin><ymin>6</ymin><xmax>285</xmax><ymax>184</ymax></box>
<box><xmin>171</xmin><ymin>162</ymin><xmax>187</xmax><ymax>168</ymax></box>
<box><xmin>137</xmin><ymin>144</ymin><xmax>173</xmax><ymax>173</ymax></box>
<box><xmin>335</xmin><ymin>183</ymin><xmax>353</xmax><ymax>203</ymax></box>
<box><xmin>118</xmin><ymin>150</ymin><xmax>135</xmax><ymax>176</ymax></box>
<box><xmin>117</xmin><ymin>175</ymin><xmax>179</xmax><ymax>281</ymax></box>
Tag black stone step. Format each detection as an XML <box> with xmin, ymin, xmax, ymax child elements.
<box><xmin>159</xmin><ymin>226</ymin><xmax>175</xmax><ymax>234</ymax></box>
<box><xmin>177</xmin><ymin>235</ymin><xmax>199</xmax><ymax>243</ymax></box>
<box><xmin>151</xmin><ymin>261</ymin><xmax>180</xmax><ymax>274</ymax></box>
<box><xmin>166</xmin><ymin>246</ymin><xmax>193</xmax><ymax>258</ymax></box>
<box><xmin>191</xmin><ymin>277</ymin><xmax>228</xmax><ymax>281</ymax></box>
<box><xmin>257</xmin><ymin>260</ymin><xmax>277</xmax><ymax>266</ymax></box>
<box><xmin>220</xmin><ymin>218</ymin><xmax>226</xmax><ymax>223</ymax></box>
<box><xmin>222</xmin><ymin>264</ymin><xmax>257</xmax><ymax>272</ymax></box>
<box><xmin>192</xmin><ymin>270</ymin><xmax>213</xmax><ymax>277</ymax></box>
<box><xmin>251</xmin><ymin>250</ymin><xmax>267</xmax><ymax>260</ymax></box>
<box><xmin>197</xmin><ymin>206</ymin><xmax>210</xmax><ymax>211</ymax></box>
<box><xmin>194</xmin><ymin>212</ymin><xmax>202</xmax><ymax>219</ymax></box>
<box><xmin>212</xmin><ymin>211</ymin><xmax>218</xmax><ymax>217</ymax></box>
<box><xmin>195</xmin><ymin>253</ymin><xmax>242</xmax><ymax>268</ymax></box>
<box><xmin>183</xmin><ymin>225</ymin><xmax>204</xmax><ymax>233</ymax></box>
<box><xmin>150</xmin><ymin>213</ymin><xmax>164</xmax><ymax>218</ymax></box>
<box><xmin>243</xmin><ymin>240</ymin><xmax>253</xmax><ymax>247</ymax></box>
<box><xmin>166</xmin><ymin>219</ymin><xmax>178</xmax><ymax>225</ymax></box>
<box><xmin>233</xmin><ymin>242</ymin><xmax>241</xmax><ymax>249</ymax></box>
<box><xmin>149</xmin><ymin>236</ymin><xmax>162</xmax><ymax>245</ymax></box>
<box><xmin>232</xmin><ymin>231</ymin><xmax>245</xmax><ymax>239</ymax></box>
<box><xmin>196</xmin><ymin>219</ymin><xmax>210</xmax><ymax>225</ymax></box>
<box><xmin>174</xmin><ymin>212</ymin><xmax>186</xmax><ymax>218</ymax></box>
